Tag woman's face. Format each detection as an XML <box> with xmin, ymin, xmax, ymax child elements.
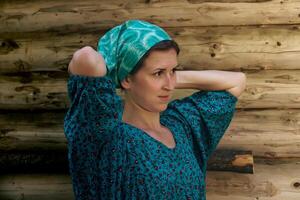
<box><xmin>122</xmin><ymin>48</ymin><xmax>178</xmax><ymax>112</ymax></box>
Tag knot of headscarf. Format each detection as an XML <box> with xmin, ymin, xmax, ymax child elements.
<box><xmin>97</xmin><ymin>19</ymin><xmax>172</xmax><ymax>88</ymax></box>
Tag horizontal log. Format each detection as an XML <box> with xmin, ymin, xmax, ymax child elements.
<box><xmin>1</xmin><ymin>0</ymin><xmax>300</xmax><ymax>34</ymax></box>
<box><xmin>0</xmin><ymin>160</ymin><xmax>299</xmax><ymax>200</ymax></box>
<box><xmin>207</xmin><ymin>194</ymin><xmax>300</xmax><ymax>200</ymax></box>
<box><xmin>0</xmin><ymin>70</ymin><xmax>300</xmax><ymax>109</ymax></box>
<box><xmin>221</xmin><ymin>109</ymin><xmax>300</xmax><ymax>158</ymax></box>
<box><xmin>2</xmin><ymin>25</ymin><xmax>300</xmax><ymax>73</ymax></box>
<box><xmin>0</xmin><ymin>109</ymin><xmax>299</xmax><ymax>158</ymax></box>
<box><xmin>0</xmin><ymin>149</ymin><xmax>253</xmax><ymax>174</ymax></box>
<box><xmin>0</xmin><ymin>73</ymin><xmax>69</xmax><ymax>110</ymax></box>
<box><xmin>206</xmin><ymin>159</ymin><xmax>300</xmax><ymax>199</ymax></box>
<box><xmin>0</xmin><ymin>173</ymin><xmax>74</xmax><ymax>200</ymax></box>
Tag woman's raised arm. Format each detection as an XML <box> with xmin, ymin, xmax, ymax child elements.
<box><xmin>68</xmin><ymin>46</ymin><xmax>107</xmax><ymax>77</ymax></box>
<box><xmin>175</xmin><ymin>70</ymin><xmax>246</xmax><ymax>98</ymax></box>
<box><xmin>64</xmin><ymin>46</ymin><xmax>122</xmax><ymax>134</ymax></box>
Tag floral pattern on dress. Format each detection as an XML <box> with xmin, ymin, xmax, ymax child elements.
<box><xmin>64</xmin><ymin>74</ymin><xmax>238</xmax><ymax>200</ymax></box>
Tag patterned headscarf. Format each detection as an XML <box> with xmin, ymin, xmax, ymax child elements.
<box><xmin>97</xmin><ymin>19</ymin><xmax>172</xmax><ymax>88</ymax></box>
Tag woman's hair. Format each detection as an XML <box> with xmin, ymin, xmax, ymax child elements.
<box><xmin>130</xmin><ymin>40</ymin><xmax>180</xmax><ymax>75</ymax></box>
<box><xmin>120</xmin><ymin>40</ymin><xmax>180</xmax><ymax>91</ymax></box>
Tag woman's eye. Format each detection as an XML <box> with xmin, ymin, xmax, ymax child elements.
<box><xmin>154</xmin><ymin>69</ymin><xmax>177</xmax><ymax>77</ymax></box>
<box><xmin>170</xmin><ymin>68</ymin><xmax>177</xmax><ymax>75</ymax></box>
<box><xmin>154</xmin><ymin>71</ymin><xmax>162</xmax><ymax>76</ymax></box>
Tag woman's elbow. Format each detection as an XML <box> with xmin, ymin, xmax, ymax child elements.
<box><xmin>68</xmin><ymin>46</ymin><xmax>105</xmax><ymax>76</ymax></box>
<box><xmin>227</xmin><ymin>72</ymin><xmax>247</xmax><ymax>98</ymax></box>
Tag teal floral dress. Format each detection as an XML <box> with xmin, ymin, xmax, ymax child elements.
<box><xmin>64</xmin><ymin>74</ymin><xmax>238</xmax><ymax>200</ymax></box>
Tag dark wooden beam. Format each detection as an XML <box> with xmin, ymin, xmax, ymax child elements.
<box><xmin>207</xmin><ymin>149</ymin><xmax>254</xmax><ymax>174</ymax></box>
<box><xmin>0</xmin><ymin>149</ymin><xmax>254</xmax><ymax>174</ymax></box>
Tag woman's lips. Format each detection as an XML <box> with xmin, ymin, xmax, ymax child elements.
<box><xmin>159</xmin><ymin>95</ymin><xmax>170</xmax><ymax>101</ymax></box>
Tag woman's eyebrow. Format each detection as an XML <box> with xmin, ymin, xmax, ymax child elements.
<box><xmin>154</xmin><ymin>64</ymin><xmax>180</xmax><ymax>71</ymax></box>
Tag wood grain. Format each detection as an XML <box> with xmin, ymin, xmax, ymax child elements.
<box><xmin>0</xmin><ymin>160</ymin><xmax>298</xmax><ymax>200</ymax></box>
<box><xmin>1</xmin><ymin>0</ymin><xmax>300</xmax><ymax>34</ymax></box>
<box><xmin>1</xmin><ymin>26</ymin><xmax>300</xmax><ymax>73</ymax></box>
<box><xmin>0</xmin><ymin>109</ymin><xmax>299</xmax><ymax>158</ymax></box>
<box><xmin>0</xmin><ymin>70</ymin><xmax>299</xmax><ymax>109</ymax></box>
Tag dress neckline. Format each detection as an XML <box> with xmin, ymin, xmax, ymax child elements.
<box><xmin>122</xmin><ymin>118</ymin><xmax>177</xmax><ymax>152</ymax></box>
<box><xmin>120</xmin><ymin>100</ymin><xmax>177</xmax><ymax>151</ymax></box>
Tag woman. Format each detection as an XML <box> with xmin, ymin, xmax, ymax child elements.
<box><xmin>64</xmin><ymin>20</ymin><xmax>246</xmax><ymax>200</ymax></box>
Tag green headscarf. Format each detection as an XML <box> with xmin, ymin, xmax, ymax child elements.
<box><xmin>97</xmin><ymin>19</ymin><xmax>172</xmax><ymax>88</ymax></box>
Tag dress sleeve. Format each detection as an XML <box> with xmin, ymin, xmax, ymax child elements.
<box><xmin>64</xmin><ymin>74</ymin><xmax>122</xmax><ymax>138</ymax></box>
<box><xmin>162</xmin><ymin>90</ymin><xmax>238</xmax><ymax>167</ymax></box>
<box><xmin>63</xmin><ymin>74</ymin><xmax>127</xmax><ymax>199</ymax></box>
<box><xmin>67</xmin><ymin>126</ymin><xmax>128</xmax><ymax>199</ymax></box>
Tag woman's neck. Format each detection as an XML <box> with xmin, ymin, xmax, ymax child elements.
<box><xmin>121</xmin><ymin>100</ymin><xmax>163</xmax><ymax>131</ymax></box>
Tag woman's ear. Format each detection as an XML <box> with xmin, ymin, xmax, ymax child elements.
<box><xmin>120</xmin><ymin>76</ymin><xmax>132</xmax><ymax>90</ymax></box>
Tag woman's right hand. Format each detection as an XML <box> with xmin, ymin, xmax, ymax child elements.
<box><xmin>68</xmin><ymin>46</ymin><xmax>107</xmax><ymax>77</ymax></box>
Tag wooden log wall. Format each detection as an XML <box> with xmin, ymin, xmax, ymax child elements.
<box><xmin>0</xmin><ymin>160</ymin><xmax>299</xmax><ymax>200</ymax></box>
<box><xmin>0</xmin><ymin>0</ymin><xmax>299</xmax><ymax>199</ymax></box>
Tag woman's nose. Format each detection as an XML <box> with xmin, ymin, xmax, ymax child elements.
<box><xmin>163</xmin><ymin>74</ymin><xmax>175</xmax><ymax>90</ymax></box>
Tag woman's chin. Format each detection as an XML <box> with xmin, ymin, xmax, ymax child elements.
<box><xmin>157</xmin><ymin>104</ymin><xmax>168</xmax><ymax>112</ymax></box>
<box><xmin>144</xmin><ymin>101</ymin><xmax>169</xmax><ymax>113</ymax></box>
